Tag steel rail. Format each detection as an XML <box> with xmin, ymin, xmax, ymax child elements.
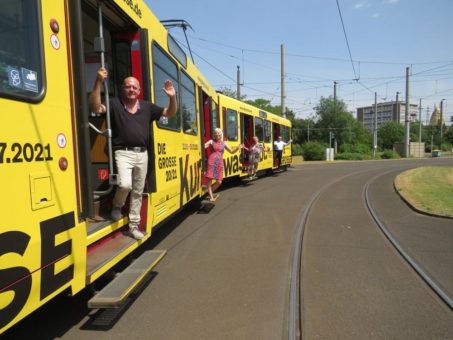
<box><xmin>364</xmin><ymin>172</ymin><xmax>453</xmax><ymax>310</ymax></box>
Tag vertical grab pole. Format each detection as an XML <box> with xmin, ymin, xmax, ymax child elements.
<box><xmin>97</xmin><ymin>1</ymin><xmax>117</xmax><ymax>185</ymax></box>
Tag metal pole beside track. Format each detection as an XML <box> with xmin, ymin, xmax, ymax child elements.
<box><xmin>97</xmin><ymin>1</ymin><xmax>117</xmax><ymax>185</ymax></box>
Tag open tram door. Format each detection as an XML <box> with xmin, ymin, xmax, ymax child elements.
<box><xmin>75</xmin><ymin>1</ymin><xmax>154</xmax><ymax>223</ymax></box>
<box><xmin>272</xmin><ymin>122</ymin><xmax>281</xmax><ymax>167</ymax></box>
<box><xmin>240</xmin><ymin>113</ymin><xmax>254</xmax><ymax>172</ymax></box>
<box><xmin>68</xmin><ymin>0</ymin><xmax>166</xmax><ymax>310</ymax></box>
<box><xmin>200</xmin><ymin>91</ymin><xmax>218</xmax><ymax>187</ymax></box>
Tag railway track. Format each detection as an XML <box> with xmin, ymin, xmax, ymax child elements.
<box><xmin>290</xmin><ymin>162</ymin><xmax>453</xmax><ymax>339</ymax></box>
<box><xmin>365</xmin><ymin>170</ymin><xmax>453</xmax><ymax>310</ymax></box>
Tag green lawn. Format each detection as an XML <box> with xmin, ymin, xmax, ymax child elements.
<box><xmin>395</xmin><ymin>166</ymin><xmax>453</xmax><ymax>217</ymax></box>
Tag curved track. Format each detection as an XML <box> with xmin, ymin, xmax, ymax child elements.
<box><xmin>298</xmin><ymin>159</ymin><xmax>453</xmax><ymax>339</ymax></box>
<box><xmin>3</xmin><ymin>158</ymin><xmax>453</xmax><ymax>340</ymax></box>
<box><xmin>365</xmin><ymin>171</ymin><xmax>453</xmax><ymax>309</ymax></box>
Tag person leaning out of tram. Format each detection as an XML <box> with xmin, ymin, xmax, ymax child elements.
<box><xmin>273</xmin><ymin>136</ymin><xmax>292</xmax><ymax>167</ymax></box>
<box><xmin>89</xmin><ymin>67</ymin><xmax>177</xmax><ymax>240</ymax></box>
<box><xmin>243</xmin><ymin>136</ymin><xmax>270</xmax><ymax>179</ymax></box>
<box><xmin>204</xmin><ymin>128</ymin><xmax>243</xmax><ymax>202</ymax></box>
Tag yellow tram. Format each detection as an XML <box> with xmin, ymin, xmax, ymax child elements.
<box><xmin>0</xmin><ymin>0</ymin><xmax>291</xmax><ymax>333</ymax></box>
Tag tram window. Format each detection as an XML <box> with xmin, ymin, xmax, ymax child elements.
<box><xmin>225</xmin><ymin>109</ymin><xmax>238</xmax><ymax>141</ymax></box>
<box><xmin>264</xmin><ymin>120</ymin><xmax>271</xmax><ymax>143</ymax></box>
<box><xmin>152</xmin><ymin>44</ymin><xmax>180</xmax><ymax>131</ymax></box>
<box><xmin>281</xmin><ymin>126</ymin><xmax>290</xmax><ymax>141</ymax></box>
<box><xmin>168</xmin><ymin>34</ymin><xmax>187</xmax><ymax>68</ymax></box>
<box><xmin>0</xmin><ymin>0</ymin><xmax>44</xmax><ymax>101</ymax></box>
<box><xmin>211</xmin><ymin>102</ymin><xmax>220</xmax><ymax>130</ymax></box>
<box><xmin>254</xmin><ymin>117</ymin><xmax>264</xmax><ymax>142</ymax></box>
<box><xmin>211</xmin><ymin>100</ymin><xmax>218</xmax><ymax>126</ymax></box>
<box><xmin>181</xmin><ymin>71</ymin><xmax>197</xmax><ymax>135</ymax></box>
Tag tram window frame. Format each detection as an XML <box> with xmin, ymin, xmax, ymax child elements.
<box><xmin>281</xmin><ymin>125</ymin><xmax>290</xmax><ymax>142</ymax></box>
<box><xmin>224</xmin><ymin>108</ymin><xmax>238</xmax><ymax>141</ymax></box>
<box><xmin>211</xmin><ymin>102</ymin><xmax>220</xmax><ymax>131</ymax></box>
<box><xmin>152</xmin><ymin>43</ymin><xmax>180</xmax><ymax>131</ymax></box>
<box><xmin>0</xmin><ymin>0</ymin><xmax>45</xmax><ymax>102</ymax></box>
<box><xmin>254</xmin><ymin>117</ymin><xmax>264</xmax><ymax>142</ymax></box>
<box><xmin>264</xmin><ymin>120</ymin><xmax>271</xmax><ymax>143</ymax></box>
<box><xmin>180</xmin><ymin>70</ymin><xmax>197</xmax><ymax>135</ymax></box>
<box><xmin>168</xmin><ymin>34</ymin><xmax>187</xmax><ymax>68</ymax></box>
<box><xmin>211</xmin><ymin>100</ymin><xmax>218</xmax><ymax>127</ymax></box>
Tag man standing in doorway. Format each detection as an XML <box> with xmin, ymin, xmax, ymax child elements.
<box><xmin>273</xmin><ymin>136</ymin><xmax>292</xmax><ymax>167</ymax></box>
<box><xmin>89</xmin><ymin>67</ymin><xmax>177</xmax><ymax>240</ymax></box>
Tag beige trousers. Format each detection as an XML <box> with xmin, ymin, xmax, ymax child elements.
<box><xmin>112</xmin><ymin>149</ymin><xmax>148</xmax><ymax>228</ymax></box>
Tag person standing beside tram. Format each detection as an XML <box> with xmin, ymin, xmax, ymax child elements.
<box><xmin>89</xmin><ymin>67</ymin><xmax>177</xmax><ymax>240</ymax></box>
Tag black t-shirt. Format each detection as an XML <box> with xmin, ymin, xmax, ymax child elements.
<box><xmin>109</xmin><ymin>97</ymin><xmax>163</xmax><ymax>148</ymax></box>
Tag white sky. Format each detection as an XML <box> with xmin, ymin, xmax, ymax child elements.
<box><xmin>147</xmin><ymin>0</ymin><xmax>453</xmax><ymax>123</ymax></box>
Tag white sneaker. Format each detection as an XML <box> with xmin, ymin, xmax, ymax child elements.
<box><xmin>129</xmin><ymin>227</ymin><xmax>145</xmax><ymax>240</ymax></box>
<box><xmin>111</xmin><ymin>206</ymin><xmax>122</xmax><ymax>220</ymax></box>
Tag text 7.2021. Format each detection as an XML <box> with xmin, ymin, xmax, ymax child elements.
<box><xmin>0</xmin><ymin>142</ymin><xmax>53</xmax><ymax>164</ymax></box>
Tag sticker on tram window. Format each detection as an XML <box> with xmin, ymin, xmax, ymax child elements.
<box><xmin>0</xmin><ymin>142</ymin><xmax>53</xmax><ymax>164</ymax></box>
<box><xmin>21</xmin><ymin>68</ymin><xmax>39</xmax><ymax>93</ymax></box>
<box><xmin>7</xmin><ymin>66</ymin><xmax>22</xmax><ymax>89</ymax></box>
<box><xmin>7</xmin><ymin>66</ymin><xmax>39</xmax><ymax>93</ymax></box>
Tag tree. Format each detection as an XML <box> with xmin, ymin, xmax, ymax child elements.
<box><xmin>313</xmin><ymin>96</ymin><xmax>369</xmax><ymax>148</ymax></box>
<box><xmin>378</xmin><ymin>121</ymin><xmax>404</xmax><ymax>150</ymax></box>
<box><xmin>445</xmin><ymin>126</ymin><xmax>453</xmax><ymax>145</ymax></box>
<box><xmin>244</xmin><ymin>98</ymin><xmax>281</xmax><ymax>115</ymax></box>
<box><xmin>409</xmin><ymin>122</ymin><xmax>428</xmax><ymax>144</ymax></box>
<box><xmin>292</xmin><ymin>117</ymin><xmax>316</xmax><ymax>144</ymax></box>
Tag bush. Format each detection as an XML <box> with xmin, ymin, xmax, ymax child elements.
<box><xmin>291</xmin><ymin>144</ymin><xmax>303</xmax><ymax>156</ymax></box>
<box><xmin>339</xmin><ymin>143</ymin><xmax>371</xmax><ymax>154</ymax></box>
<box><xmin>301</xmin><ymin>142</ymin><xmax>325</xmax><ymax>161</ymax></box>
<box><xmin>441</xmin><ymin>142</ymin><xmax>452</xmax><ymax>152</ymax></box>
<box><xmin>380</xmin><ymin>150</ymin><xmax>400</xmax><ymax>159</ymax></box>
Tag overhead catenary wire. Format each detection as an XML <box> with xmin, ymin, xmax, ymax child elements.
<box><xmin>336</xmin><ymin>0</ymin><xmax>358</xmax><ymax>81</ymax></box>
<box><xmin>169</xmin><ymin>29</ymin><xmax>453</xmax><ymax>116</ymax></box>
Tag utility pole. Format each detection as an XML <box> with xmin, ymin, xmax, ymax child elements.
<box><xmin>236</xmin><ymin>65</ymin><xmax>241</xmax><ymax>99</ymax></box>
<box><xmin>418</xmin><ymin>98</ymin><xmax>422</xmax><ymax>143</ymax></box>
<box><xmin>396</xmin><ymin>92</ymin><xmax>400</xmax><ymax>123</ymax></box>
<box><xmin>373</xmin><ymin>92</ymin><xmax>377</xmax><ymax>157</ymax></box>
<box><xmin>440</xmin><ymin>99</ymin><xmax>445</xmax><ymax>144</ymax></box>
<box><xmin>281</xmin><ymin>44</ymin><xmax>286</xmax><ymax>118</ymax></box>
<box><xmin>334</xmin><ymin>81</ymin><xmax>337</xmax><ymax>101</ymax></box>
<box><xmin>307</xmin><ymin>121</ymin><xmax>310</xmax><ymax>142</ymax></box>
<box><xmin>404</xmin><ymin>67</ymin><xmax>410</xmax><ymax>158</ymax></box>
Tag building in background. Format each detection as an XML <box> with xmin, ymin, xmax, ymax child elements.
<box><xmin>429</xmin><ymin>105</ymin><xmax>442</xmax><ymax>126</ymax></box>
<box><xmin>357</xmin><ymin>101</ymin><xmax>419</xmax><ymax>132</ymax></box>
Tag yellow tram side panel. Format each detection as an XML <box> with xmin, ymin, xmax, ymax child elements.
<box><xmin>268</xmin><ymin>114</ymin><xmax>293</xmax><ymax>166</ymax></box>
<box><xmin>0</xmin><ymin>2</ymin><xmax>86</xmax><ymax>334</ymax></box>
<box><xmin>149</xmin><ymin>74</ymin><xmax>216</xmax><ymax>226</ymax></box>
<box><xmin>130</xmin><ymin>3</ymin><xmax>216</xmax><ymax>226</ymax></box>
<box><xmin>217</xmin><ymin>94</ymin><xmax>279</xmax><ymax>176</ymax></box>
<box><xmin>216</xmin><ymin>94</ymin><xmax>246</xmax><ymax>179</ymax></box>
<box><xmin>246</xmin><ymin>102</ymin><xmax>275</xmax><ymax>172</ymax></box>
<box><xmin>239</xmin><ymin>99</ymin><xmax>274</xmax><ymax>173</ymax></box>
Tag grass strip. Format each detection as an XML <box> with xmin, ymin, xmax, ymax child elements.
<box><xmin>395</xmin><ymin>166</ymin><xmax>453</xmax><ymax>217</ymax></box>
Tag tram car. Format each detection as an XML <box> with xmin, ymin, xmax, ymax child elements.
<box><xmin>0</xmin><ymin>0</ymin><xmax>291</xmax><ymax>333</ymax></box>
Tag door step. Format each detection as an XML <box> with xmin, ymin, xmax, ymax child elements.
<box><xmin>88</xmin><ymin>249</ymin><xmax>166</xmax><ymax>309</ymax></box>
